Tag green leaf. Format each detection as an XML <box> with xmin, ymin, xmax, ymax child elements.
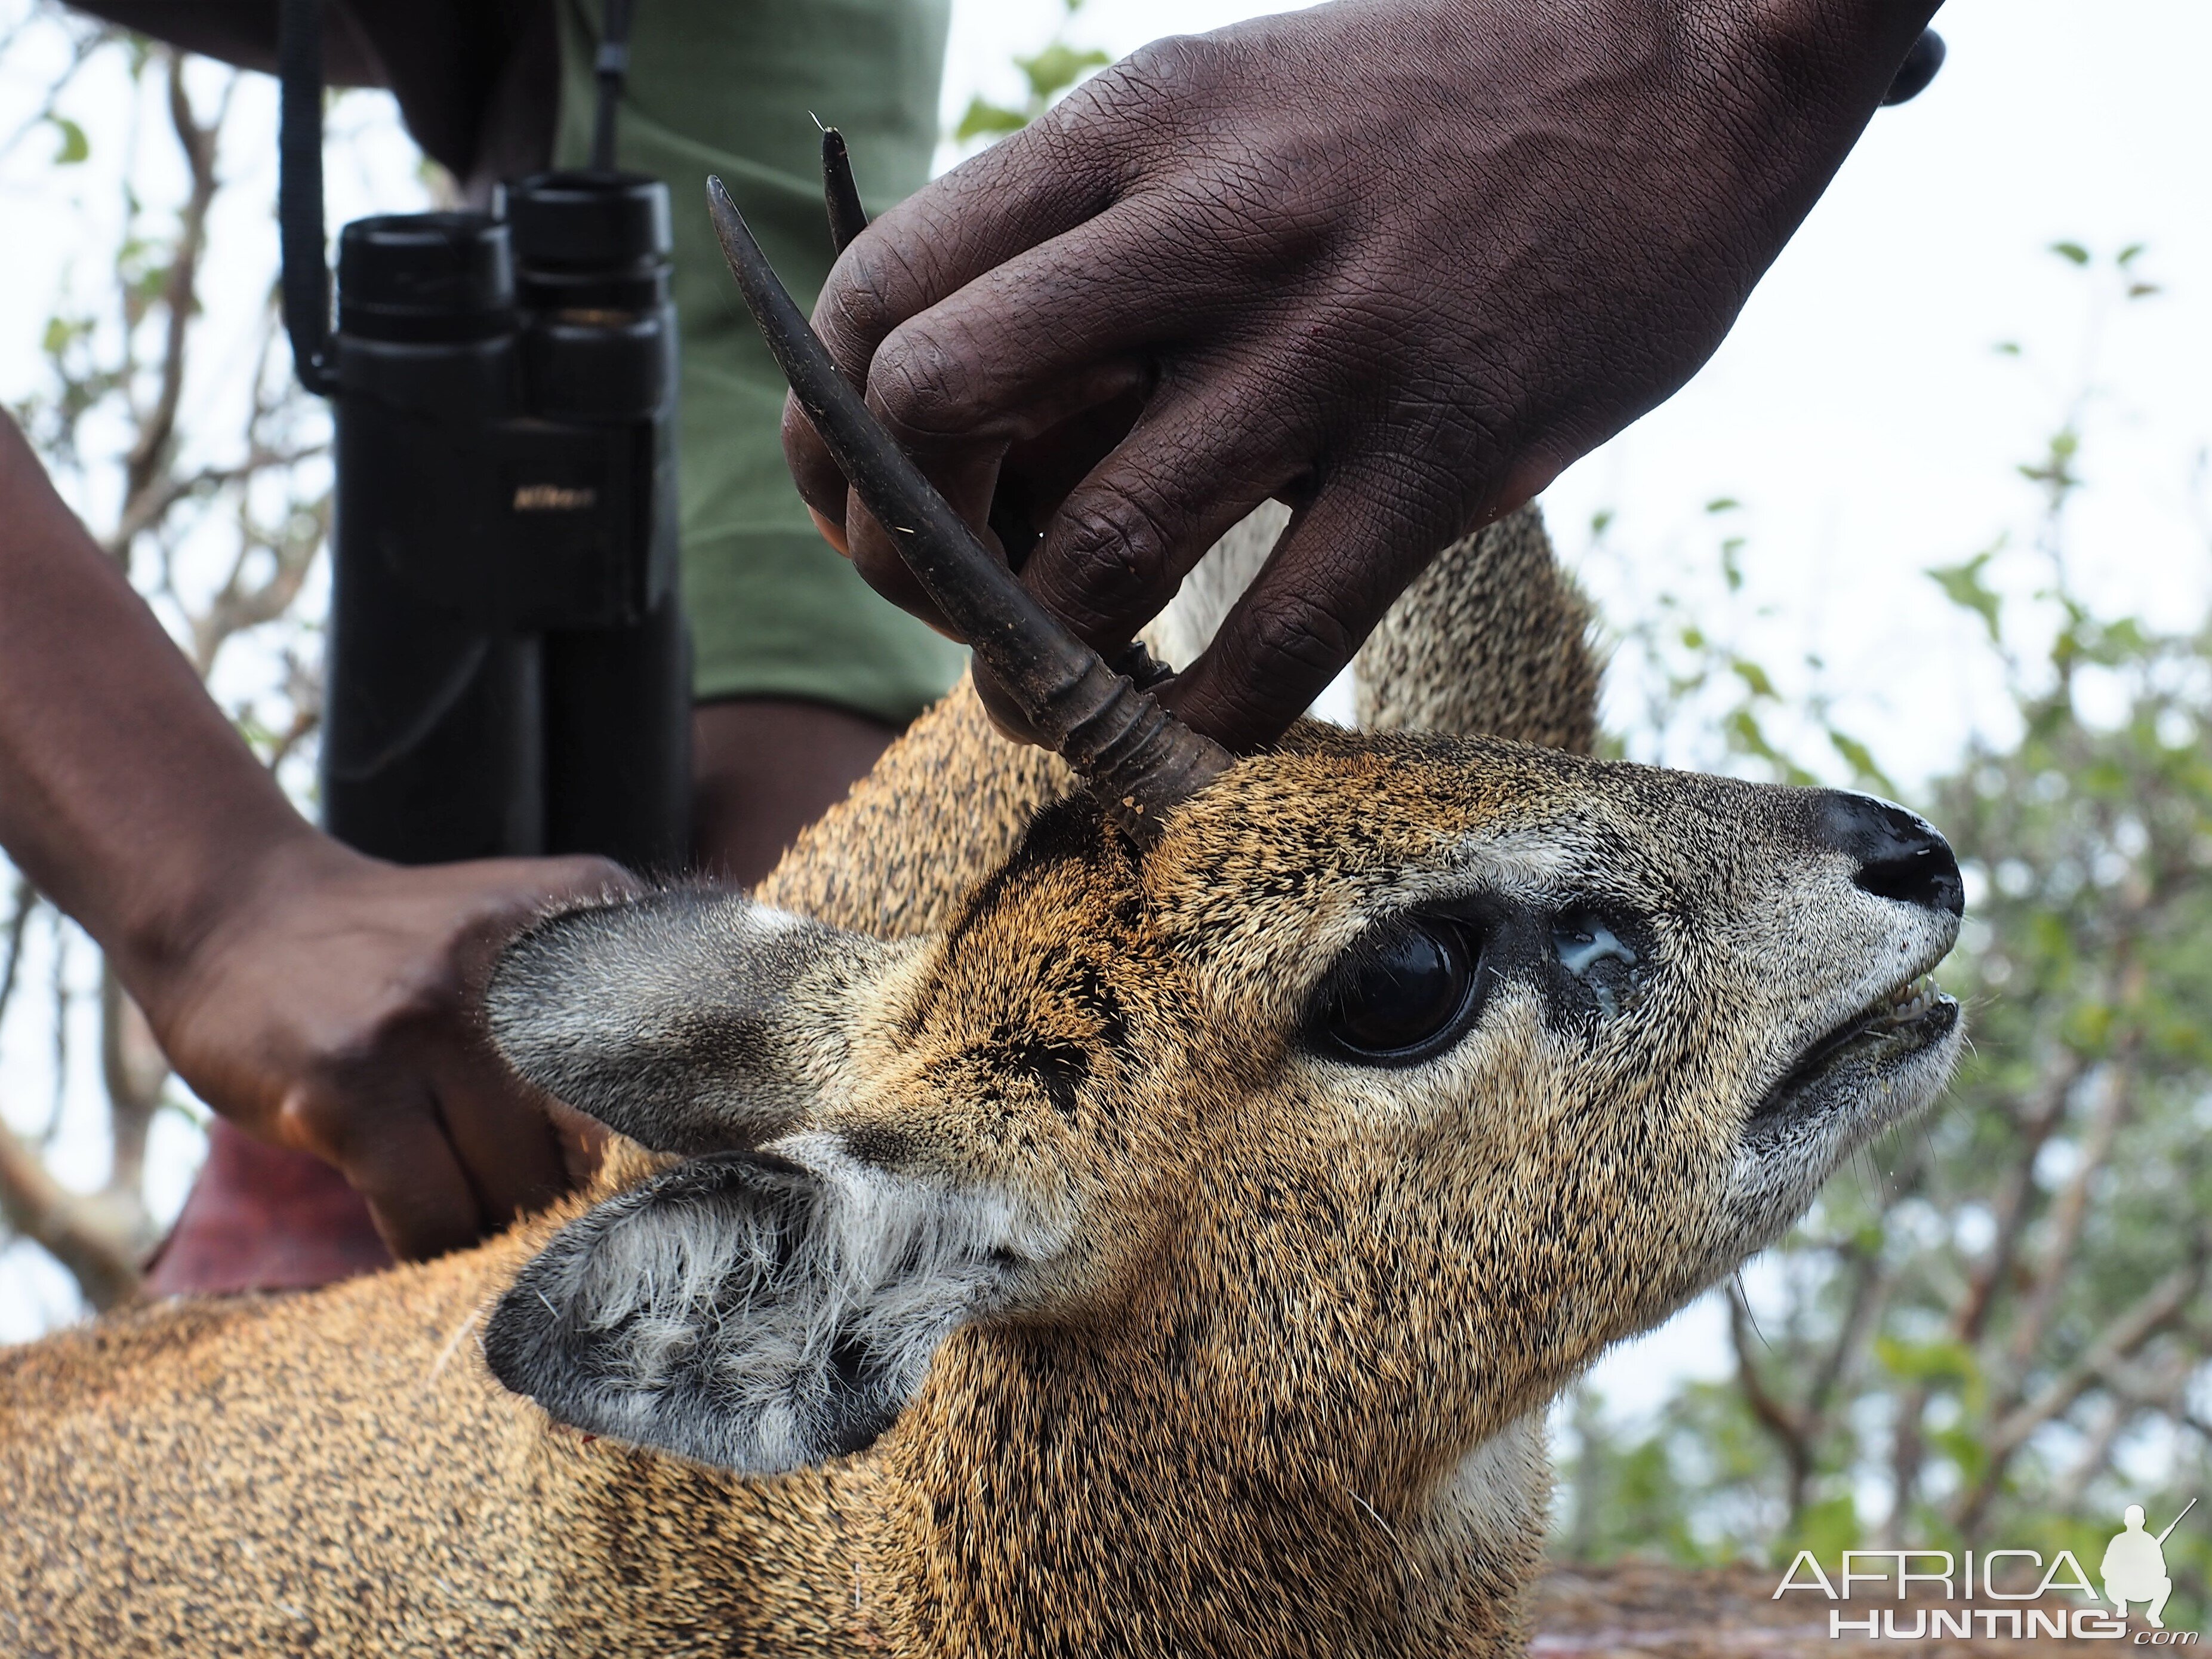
<box><xmin>50</xmin><ymin>115</ymin><xmax>88</xmax><ymax>165</ymax></box>
<box><xmin>1828</xmin><ymin>730</ymin><xmax>1896</xmax><ymax>795</ymax></box>
<box><xmin>1726</xmin><ymin>707</ymin><xmax>1773</xmax><ymax>758</ymax></box>
<box><xmin>1992</xmin><ymin>340</ymin><xmax>2022</xmax><ymax>356</ymax></box>
<box><xmin>954</xmin><ymin>96</ymin><xmax>1030</xmax><ymax>141</ymax></box>
<box><xmin>1927</xmin><ymin>550</ymin><xmax>2003</xmax><ymax>644</ymax></box>
<box><xmin>2065</xmin><ymin>999</ymin><xmax>2118</xmax><ymax>1053</ymax></box>
<box><xmin>2128</xmin><ymin>282</ymin><xmax>2163</xmax><ymax>299</ymax></box>
<box><xmin>1016</xmin><ymin>43</ymin><xmax>1110</xmax><ymax>104</ymax></box>
<box><xmin>2081</xmin><ymin>757</ymin><xmax>2128</xmax><ymax>796</ymax></box>
<box><xmin>1875</xmin><ymin>1333</ymin><xmax>1976</xmax><ymax>1386</ymax></box>
<box><xmin>1794</xmin><ymin>1494</ymin><xmax>1862</xmax><ymax>1562</ymax></box>
<box><xmin>1726</xmin><ymin>710</ymin><xmax>1812</xmax><ymax>783</ymax></box>
<box><xmin>2117</xmin><ymin>242</ymin><xmax>2146</xmax><ymax>266</ymax></box>
<box><xmin>2050</xmin><ymin>240</ymin><xmax>2091</xmax><ymax>266</ymax></box>
<box><xmin>1705</xmin><ymin>495</ymin><xmax>1740</xmax><ymax>515</ymax></box>
<box><xmin>1730</xmin><ymin>657</ymin><xmax>1777</xmax><ymax>700</ymax></box>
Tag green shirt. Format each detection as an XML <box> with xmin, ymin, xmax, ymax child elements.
<box><xmin>554</xmin><ymin>0</ymin><xmax>965</xmax><ymax>722</ymax></box>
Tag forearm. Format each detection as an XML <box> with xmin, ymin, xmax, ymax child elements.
<box><xmin>0</xmin><ymin>413</ymin><xmax>326</xmax><ymax>1007</ymax></box>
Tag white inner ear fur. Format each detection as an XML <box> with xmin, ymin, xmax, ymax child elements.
<box><xmin>517</xmin><ymin>1142</ymin><xmax>1063</xmax><ymax>1475</ymax></box>
<box><xmin>759</xmin><ymin>1129</ymin><xmax>1073</xmax><ymax>1371</ymax></box>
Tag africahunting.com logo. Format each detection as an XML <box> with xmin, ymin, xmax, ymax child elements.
<box><xmin>1774</xmin><ymin>1501</ymin><xmax>2198</xmax><ymax>1643</ymax></box>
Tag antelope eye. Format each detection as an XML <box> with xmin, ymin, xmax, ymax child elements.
<box><xmin>1319</xmin><ymin>918</ymin><xmax>1483</xmax><ymax>1064</ymax></box>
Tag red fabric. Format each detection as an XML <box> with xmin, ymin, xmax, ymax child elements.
<box><xmin>143</xmin><ymin>1119</ymin><xmax>392</xmax><ymax>1295</ymax></box>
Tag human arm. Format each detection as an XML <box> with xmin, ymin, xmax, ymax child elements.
<box><xmin>0</xmin><ymin>412</ymin><xmax>631</xmax><ymax>1261</ymax></box>
<box><xmin>787</xmin><ymin>0</ymin><xmax>1942</xmax><ymax>749</ymax></box>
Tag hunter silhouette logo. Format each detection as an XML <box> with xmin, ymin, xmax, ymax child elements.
<box><xmin>2105</xmin><ymin>1500</ymin><xmax>2194</xmax><ymax>1630</ymax></box>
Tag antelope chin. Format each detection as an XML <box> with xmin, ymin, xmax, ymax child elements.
<box><xmin>1745</xmin><ymin>972</ymin><xmax>1960</xmax><ymax>1140</ymax></box>
<box><xmin>1718</xmin><ymin>969</ymin><xmax>1964</xmax><ymax>1254</ymax></box>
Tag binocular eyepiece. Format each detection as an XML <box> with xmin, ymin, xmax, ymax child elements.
<box><xmin>331</xmin><ymin>171</ymin><xmax>679</xmax><ymax>633</ymax></box>
<box><xmin>343</xmin><ymin>176</ymin><xmax>671</xmax><ymax>415</ymax></box>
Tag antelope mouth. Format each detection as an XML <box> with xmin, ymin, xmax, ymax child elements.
<box><xmin>1745</xmin><ymin>972</ymin><xmax>1960</xmax><ymax>1138</ymax></box>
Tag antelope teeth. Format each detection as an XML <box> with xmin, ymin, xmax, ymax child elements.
<box><xmin>1874</xmin><ymin>973</ymin><xmax>1939</xmax><ymax>1024</ymax></box>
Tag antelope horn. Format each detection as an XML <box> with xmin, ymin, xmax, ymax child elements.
<box><xmin>817</xmin><ymin>125</ymin><xmax>869</xmax><ymax>256</ymax></box>
<box><xmin>704</xmin><ymin>175</ymin><xmax>1231</xmax><ymax>838</ymax></box>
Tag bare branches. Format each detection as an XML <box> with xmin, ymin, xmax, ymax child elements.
<box><xmin>188</xmin><ymin>454</ymin><xmax>328</xmax><ymax>676</ymax></box>
<box><xmin>1</xmin><ymin>23</ymin><xmax>335</xmax><ymax>1326</ymax></box>
<box><xmin>97</xmin><ymin>962</ymin><xmax>166</xmax><ymax>1204</ymax></box>
<box><xmin>2004</xmin><ymin>1046</ymin><xmax>2139</xmax><ymax>1372</ymax></box>
<box><xmin>1954</xmin><ymin>1245</ymin><xmax>2208</xmax><ymax>1534</ymax></box>
<box><xmin>1729</xmin><ymin>1276</ymin><xmax>1823</xmax><ymax>1530</ymax></box>
<box><xmin>0</xmin><ymin>1107</ymin><xmax>140</xmax><ymax>1311</ymax></box>
<box><xmin>1951</xmin><ymin>1047</ymin><xmax>2083</xmax><ymax>1345</ymax></box>
<box><xmin>112</xmin><ymin>50</ymin><xmax>232</xmax><ymax>575</ymax></box>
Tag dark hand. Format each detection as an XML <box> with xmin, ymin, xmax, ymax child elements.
<box><xmin>143</xmin><ymin>840</ymin><xmax>638</xmax><ymax>1261</ymax></box>
<box><xmin>788</xmin><ymin>0</ymin><xmax>1939</xmax><ymax>750</ymax></box>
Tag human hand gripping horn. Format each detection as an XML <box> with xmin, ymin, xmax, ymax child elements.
<box><xmin>705</xmin><ymin>171</ymin><xmax>1232</xmax><ymax>841</ymax></box>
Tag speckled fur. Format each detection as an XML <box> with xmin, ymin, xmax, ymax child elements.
<box><xmin>1353</xmin><ymin>507</ymin><xmax>1601</xmax><ymax>753</ymax></box>
<box><xmin>0</xmin><ymin>508</ymin><xmax>1960</xmax><ymax>1657</ymax></box>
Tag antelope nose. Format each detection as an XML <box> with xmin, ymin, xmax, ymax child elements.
<box><xmin>1813</xmin><ymin>792</ymin><xmax>1965</xmax><ymax>917</ymax></box>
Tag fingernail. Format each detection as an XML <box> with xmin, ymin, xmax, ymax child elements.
<box><xmin>809</xmin><ymin>505</ymin><xmax>852</xmax><ymax>557</ymax></box>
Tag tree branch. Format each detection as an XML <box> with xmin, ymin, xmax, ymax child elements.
<box><xmin>0</xmin><ymin>1108</ymin><xmax>141</xmax><ymax>1312</ymax></box>
<box><xmin>2005</xmin><ymin>980</ymin><xmax>2145</xmax><ymax>1373</ymax></box>
<box><xmin>1953</xmin><ymin>1047</ymin><xmax>2086</xmax><ymax>1345</ymax></box>
<box><xmin>1730</xmin><ymin>1281</ymin><xmax>1816</xmax><ymax>1522</ymax></box>
<box><xmin>1953</xmin><ymin>1248</ymin><xmax>2205</xmax><ymax>1534</ymax></box>
<box><xmin>0</xmin><ymin>873</ymin><xmax>35</xmax><ymax>1036</ymax></box>
<box><xmin>113</xmin><ymin>50</ymin><xmax>228</xmax><ymax>570</ymax></box>
<box><xmin>98</xmin><ymin>961</ymin><xmax>166</xmax><ymax>1209</ymax></box>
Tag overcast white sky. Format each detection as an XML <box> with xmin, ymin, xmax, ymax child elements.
<box><xmin>2</xmin><ymin>0</ymin><xmax>2208</xmax><ymax>1385</ymax></box>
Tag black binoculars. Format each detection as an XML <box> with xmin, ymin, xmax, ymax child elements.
<box><xmin>320</xmin><ymin>175</ymin><xmax>689</xmax><ymax>872</ymax></box>
<box><xmin>282</xmin><ymin>0</ymin><xmax>690</xmax><ymax>878</ymax></box>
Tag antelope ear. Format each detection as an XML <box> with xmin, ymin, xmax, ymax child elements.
<box><xmin>485</xmin><ymin>891</ymin><xmax>901</xmax><ymax>1155</ymax></box>
<box><xmin>482</xmin><ymin>1149</ymin><xmax>1013</xmax><ymax>1472</ymax></box>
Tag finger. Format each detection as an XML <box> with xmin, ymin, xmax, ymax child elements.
<box><xmin>809</xmin><ymin>504</ymin><xmax>849</xmax><ymax>556</ymax></box>
<box><xmin>833</xmin><ymin>190</ymin><xmax>1234</xmax><ymax>565</ymax></box>
<box><xmin>786</xmin><ymin>118</ymin><xmax>1119</xmax><ymax>522</ymax></box>
<box><xmin>833</xmin><ymin>254</ymin><xmax>1164</xmax><ymax>607</ymax></box>
<box><xmin>843</xmin><ymin>359</ymin><xmax>1153</xmax><ymax>593</ymax></box>
<box><xmin>815</xmin><ymin>117</ymin><xmax>1123</xmax><ymax>386</ymax></box>
<box><xmin>841</xmin><ymin>445</ymin><xmax>999</xmax><ymax>639</ymax></box>
<box><xmin>858</xmin><ymin>201</ymin><xmax>1244</xmax><ymax>458</ymax></box>
<box><xmin>798</xmin><ymin>192</ymin><xmax>1230</xmax><ymax>632</ymax></box>
<box><xmin>1016</xmin><ymin>365</ymin><xmax>1311</xmax><ymax>652</ymax></box>
<box><xmin>1166</xmin><ymin>457</ymin><xmax>1468</xmax><ymax>750</ymax></box>
<box><xmin>427</xmin><ymin>1041</ymin><xmax>574</xmax><ymax>1227</ymax></box>
<box><xmin>433</xmin><ymin>854</ymin><xmax>634</xmax><ymax>1218</ymax></box>
<box><xmin>546</xmin><ymin>1098</ymin><xmax>610</xmax><ymax>1191</ymax></box>
<box><xmin>281</xmin><ymin>1079</ymin><xmax>484</xmax><ymax>1263</ymax></box>
<box><xmin>992</xmin><ymin>384</ymin><xmax>1152</xmax><ymax>562</ymax></box>
<box><xmin>830</xmin><ymin>373</ymin><xmax>1154</xmax><ymax>633</ymax></box>
<box><xmin>445</xmin><ymin>854</ymin><xmax>645</xmax><ymax>989</ymax></box>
